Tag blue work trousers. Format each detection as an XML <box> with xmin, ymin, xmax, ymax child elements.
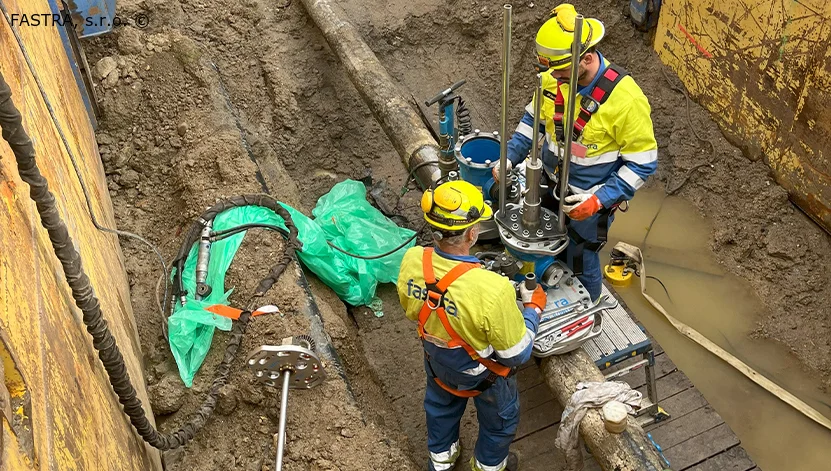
<box><xmin>540</xmin><ymin>178</ymin><xmax>612</xmax><ymax>301</ymax></box>
<box><xmin>559</xmin><ymin>212</ymin><xmax>614</xmax><ymax>302</ymax></box>
<box><xmin>424</xmin><ymin>358</ymin><xmax>519</xmax><ymax>471</ymax></box>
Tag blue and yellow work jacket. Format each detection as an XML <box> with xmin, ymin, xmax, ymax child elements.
<box><xmin>507</xmin><ymin>52</ymin><xmax>658</xmax><ymax>208</ymax></box>
<box><xmin>397</xmin><ymin>246</ymin><xmax>539</xmax><ymax>388</ymax></box>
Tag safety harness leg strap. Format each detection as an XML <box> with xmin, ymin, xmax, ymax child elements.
<box><xmin>567</xmin><ymin>205</ymin><xmax>615</xmax><ymax>276</ymax></box>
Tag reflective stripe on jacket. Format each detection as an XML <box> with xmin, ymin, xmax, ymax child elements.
<box><xmin>506</xmin><ymin>52</ymin><xmax>658</xmax><ymax>208</ymax></box>
<box><xmin>397</xmin><ymin>246</ymin><xmax>539</xmax><ymax>381</ymax></box>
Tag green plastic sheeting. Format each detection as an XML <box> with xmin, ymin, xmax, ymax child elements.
<box><xmin>169</xmin><ymin>180</ymin><xmax>416</xmax><ymax>386</ymax></box>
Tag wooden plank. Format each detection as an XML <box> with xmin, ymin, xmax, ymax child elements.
<box><xmin>514</xmin><ymin>449</ymin><xmax>570</xmax><ymax>471</ymax></box>
<box><xmin>512</xmin><ymin>427</ymin><xmax>558</xmax><ymax>463</ymax></box>
<box><xmin>520</xmin><ymin>382</ymin><xmax>555</xmax><ymax>411</ymax></box>
<box><xmin>649</xmin><ymin>406</ymin><xmax>725</xmax><ymax>450</ymax></box>
<box><xmin>645</xmin><ymin>387</ymin><xmax>709</xmax><ymax>432</ymax></box>
<box><xmin>638</xmin><ymin>369</ymin><xmax>694</xmax><ymax>401</ymax></box>
<box><xmin>516</xmin><ymin>400</ymin><xmax>562</xmax><ymax>440</ymax></box>
<box><xmin>517</xmin><ymin>363</ymin><xmax>543</xmax><ymax>392</ymax></box>
<box><xmin>663</xmin><ymin>423</ymin><xmax>740</xmax><ymax>470</ymax></box>
<box><xmin>516</xmin><ymin>369</ymin><xmax>693</xmax><ymax>439</ymax></box>
<box><xmin>686</xmin><ymin>446</ymin><xmax>756</xmax><ymax>471</ymax></box>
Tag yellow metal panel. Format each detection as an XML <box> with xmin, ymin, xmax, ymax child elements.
<box><xmin>654</xmin><ymin>0</ymin><xmax>831</xmax><ymax>232</ymax></box>
<box><xmin>0</xmin><ymin>0</ymin><xmax>162</xmax><ymax>468</ymax></box>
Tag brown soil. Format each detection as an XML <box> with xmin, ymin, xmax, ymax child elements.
<box><xmin>83</xmin><ymin>0</ymin><xmax>831</xmax><ymax>468</ymax></box>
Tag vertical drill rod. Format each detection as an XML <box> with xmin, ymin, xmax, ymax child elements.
<box><xmin>498</xmin><ymin>4</ymin><xmax>512</xmax><ymax>215</ymax></box>
<box><xmin>522</xmin><ymin>73</ymin><xmax>543</xmax><ymax>229</ymax></box>
<box><xmin>557</xmin><ymin>15</ymin><xmax>583</xmax><ymax>233</ymax></box>
<box><xmin>275</xmin><ymin>370</ymin><xmax>291</xmax><ymax>471</ymax></box>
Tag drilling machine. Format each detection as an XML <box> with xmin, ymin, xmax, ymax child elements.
<box><xmin>424</xmin><ymin>5</ymin><xmax>615</xmax><ymax>356</ymax></box>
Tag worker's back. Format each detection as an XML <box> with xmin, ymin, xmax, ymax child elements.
<box><xmin>397</xmin><ymin>246</ymin><xmax>530</xmax><ymax>389</ymax></box>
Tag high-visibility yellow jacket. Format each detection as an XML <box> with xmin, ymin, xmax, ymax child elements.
<box><xmin>397</xmin><ymin>246</ymin><xmax>539</xmax><ymax>385</ymax></box>
<box><xmin>507</xmin><ymin>52</ymin><xmax>658</xmax><ymax>208</ymax></box>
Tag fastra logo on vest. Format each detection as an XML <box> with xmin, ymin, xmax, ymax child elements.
<box><xmin>407</xmin><ymin>279</ymin><xmax>459</xmax><ymax>316</ymax></box>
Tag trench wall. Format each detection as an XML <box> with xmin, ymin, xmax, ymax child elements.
<box><xmin>0</xmin><ymin>0</ymin><xmax>161</xmax><ymax>468</ymax></box>
<box><xmin>654</xmin><ymin>0</ymin><xmax>831</xmax><ymax>232</ymax></box>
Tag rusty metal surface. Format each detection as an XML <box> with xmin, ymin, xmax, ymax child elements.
<box><xmin>654</xmin><ymin>0</ymin><xmax>831</xmax><ymax>233</ymax></box>
<box><xmin>0</xmin><ymin>0</ymin><xmax>161</xmax><ymax>468</ymax></box>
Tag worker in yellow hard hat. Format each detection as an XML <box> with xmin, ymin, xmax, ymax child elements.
<box><xmin>397</xmin><ymin>180</ymin><xmax>547</xmax><ymax>471</ymax></box>
<box><xmin>495</xmin><ymin>3</ymin><xmax>658</xmax><ymax>302</ymax></box>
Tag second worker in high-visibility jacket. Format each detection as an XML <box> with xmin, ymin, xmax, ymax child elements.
<box><xmin>398</xmin><ymin>180</ymin><xmax>547</xmax><ymax>471</ymax></box>
<box><xmin>496</xmin><ymin>3</ymin><xmax>658</xmax><ymax>301</ymax></box>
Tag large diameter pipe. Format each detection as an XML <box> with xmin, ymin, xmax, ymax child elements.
<box><xmin>522</xmin><ymin>73</ymin><xmax>543</xmax><ymax>229</ymax></box>
<box><xmin>557</xmin><ymin>15</ymin><xmax>583</xmax><ymax>233</ymax></box>
<box><xmin>299</xmin><ymin>0</ymin><xmax>440</xmax><ymax>189</ymax></box>
<box><xmin>539</xmin><ymin>351</ymin><xmax>665</xmax><ymax>470</ymax></box>
<box><xmin>498</xmin><ymin>4</ymin><xmax>512</xmax><ymax>215</ymax></box>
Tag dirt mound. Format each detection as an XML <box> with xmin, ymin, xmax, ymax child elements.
<box><xmin>85</xmin><ymin>1</ymin><xmax>418</xmax><ymax>467</ymax></box>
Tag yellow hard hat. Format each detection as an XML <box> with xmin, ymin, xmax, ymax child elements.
<box><xmin>421</xmin><ymin>180</ymin><xmax>493</xmax><ymax>231</ymax></box>
<box><xmin>536</xmin><ymin>4</ymin><xmax>605</xmax><ymax>70</ymax></box>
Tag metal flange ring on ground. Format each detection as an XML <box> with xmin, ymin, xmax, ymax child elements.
<box><xmin>246</xmin><ymin>345</ymin><xmax>326</xmax><ymax>389</ymax></box>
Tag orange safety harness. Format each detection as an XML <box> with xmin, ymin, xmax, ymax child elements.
<box><xmin>417</xmin><ymin>248</ymin><xmax>512</xmax><ymax>398</ymax></box>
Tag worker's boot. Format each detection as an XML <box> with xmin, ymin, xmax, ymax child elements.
<box><xmin>504</xmin><ymin>452</ymin><xmax>519</xmax><ymax>471</ymax></box>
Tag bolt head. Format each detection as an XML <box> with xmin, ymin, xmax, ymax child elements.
<box><xmin>512</xmin><ymin>223</ymin><xmax>519</xmax><ymax>230</ymax></box>
<box><xmin>485</xmin><ymin>160</ymin><xmax>491</xmax><ymax>165</ymax></box>
<box><xmin>522</xmin><ymin>230</ymin><xmax>530</xmax><ymax>236</ymax></box>
<box><xmin>543</xmin><ymin>213</ymin><xmax>550</xmax><ymax>221</ymax></box>
<box><xmin>510</xmin><ymin>214</ymin><xmax>518</xmax><ymax>221</ymax></box>
<box><xmin>537</xmin><ymin>229</ymin><xmax>543</xmax><ymax>236</ymax></box>
<box><xmin>545</xmin><ymin>223</ymin><xmax>552</xmax><ymax>230</ymax></box>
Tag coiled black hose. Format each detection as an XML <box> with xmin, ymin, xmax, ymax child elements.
<box><xmin>0</xmin><ymin>72</ymin><xmax>300</xmax><ymax>450</ymax></box>
<box><xmin>456</xmin><ymin>96</ymin><xmax>472</xmax><ymax>136</ymax></box>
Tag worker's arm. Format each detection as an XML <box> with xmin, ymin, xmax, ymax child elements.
<box><xmin>484</xmin><ymin>282</ymin><xmax>540</xmax><ymax>367</ymax></box>
<box><xmin>506</xmin><ymin>103</ymin><xmax>546</xmax><ymax>166</ymax></box>
<box><xmin>592</xmin><ymin>95</ymin><xmax>658</xmax><ymax>208</ymax></box>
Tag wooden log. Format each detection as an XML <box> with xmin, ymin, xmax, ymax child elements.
<box><xmin>299</xmin><ymin>0</ymin><xmax>441</xmax><ymax>189</ymax></box>
<box><xmin>539</xmin><ymin>350</ymin><xmax>667</xmax><ymax>471</ymax></box>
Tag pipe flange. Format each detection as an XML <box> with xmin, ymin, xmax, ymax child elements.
<box><xmin>495</xmin><ymin>204</ymin><xmax>569</xmax><ymax>256</ymax></box>
<box><xmin>247</xmin><ymin>345</ymin><xmax>326</xmax><ymax>389</ymax></box>
<box><xmin>454</xmin><ymin>131</ymin><xmax>501</xmax><ymax>169</ymax></box>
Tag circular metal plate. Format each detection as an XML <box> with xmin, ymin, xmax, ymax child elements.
<box><xmin>246</xmin><ymin>345</ymin><xmax>326</xmax><ymax>389</ymax></box>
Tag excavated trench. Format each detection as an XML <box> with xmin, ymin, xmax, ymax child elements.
<box><xmin>82</xmin><ymin>0</ymin><xmax>831</xmax><ymax>469</ymax></box>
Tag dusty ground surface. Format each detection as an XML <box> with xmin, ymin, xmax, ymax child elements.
<box><xmin>84</xmin><ymin>2</ymin><xmax>417</xmax><ymax>468</ymax></box>
<box><xmin>83</xmin><ymin>0</ymin><xmax>831</xmax><ymax>468</ymax></box>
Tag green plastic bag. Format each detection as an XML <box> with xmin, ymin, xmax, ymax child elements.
<box><xmin>169</xmin><ymin>180</ymin><xmax>415</xmax><ymax>386</ymax></box>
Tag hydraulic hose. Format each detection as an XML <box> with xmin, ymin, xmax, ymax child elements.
<box><xmin>0</xmin><ymin>73</ymin><xmax>301</xmax><ymax>450</ymax></box>
<box><xmin>170</xmin><ymin>195</ymin><xmax>301</xmax><ymax>311</ymax></box>
<box><xmin>456</xmin><ymin>96</ymin><xmax>472</xmax><ymax>136</ymax></box>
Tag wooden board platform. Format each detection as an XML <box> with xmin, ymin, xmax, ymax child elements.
<box><xmin>512</xmin><ymin>293</ymin><xmax>760</xmax><ymax>471</ymax></box>
<box><xmin>359</xmin><ymin>284</ymin><xmax>759</xmax><ymax>471</ymax></box>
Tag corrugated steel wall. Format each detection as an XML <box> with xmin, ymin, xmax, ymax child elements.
<box><xmin>654</xmin><ymin>0</ymin><xmax>831</xmax><ymax>232</ymax></box>
<box><xmin>0</xmin><ymin>0</ymin><xmax>161</xmax><ymax>468</ymax></box>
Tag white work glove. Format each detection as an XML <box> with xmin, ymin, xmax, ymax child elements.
<box><xmin>492</xmin><ymin>160</ymin><xmax>512</xmax><ymax>183</ymax></box>
<box><xmin>519</xmin><ymin>283</ymin><xmax>547</xmax><ymax>313</ymax></box>
<box><xmin>562</xmin><ymin>194</ymin><xmax>603</xmax><ymax>221</ymax></box>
